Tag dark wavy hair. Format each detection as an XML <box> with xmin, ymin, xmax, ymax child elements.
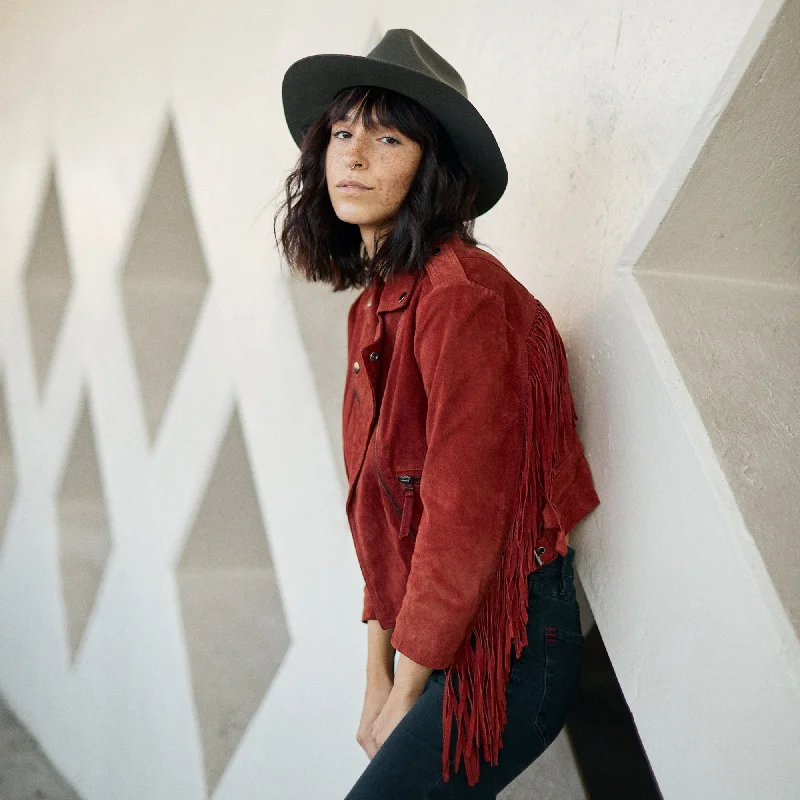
<box><xmin>273</xmin><ymin>85</ymin><xmax>484</xmax><ymax>291</ymax></box>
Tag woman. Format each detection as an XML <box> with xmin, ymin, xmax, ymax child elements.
<box><xmin>277</xmin><ymin>29</ymin><xmax>600</xmax><ymax>799</ymax></box>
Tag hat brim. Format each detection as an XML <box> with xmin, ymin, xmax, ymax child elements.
<box><xmin>282</xmin><ymin>53</ymin><xmax>507</xmax><ymax>217</ymax></box>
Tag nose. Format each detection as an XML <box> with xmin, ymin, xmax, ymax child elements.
<box><xmin>342</xmin><ymin>131</ymin><xmax>368</xmax><ymax>166</ymax></box>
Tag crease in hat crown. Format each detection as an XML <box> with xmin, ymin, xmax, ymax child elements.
<box><xmin>367</xmin><ymin>29</ymin><xmax>468</xmax><ymax>98</ymax></box>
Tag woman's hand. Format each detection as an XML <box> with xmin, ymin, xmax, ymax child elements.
<box><xmin>356</xmin><ymin>647</ymin><xmax>433</xmax><ymax>759</ymax></box>
<box><xmin>368</xmin><ymin>651</ymin><xmax>431</xmax><ymax>754</ymax></box>
<box><xmin>369</xmin><ymin>683</ymin><xmax>421</xmax><ymax>753</ymax></box>
<box><xmin>356</xmin><ymin>676</ymin><xmax>393</xmax><ymax>759</ymax></box>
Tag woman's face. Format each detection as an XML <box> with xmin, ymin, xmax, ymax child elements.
<box><xmin>325</xmin><ymin>108</ymin><xmax>422</xmax><ymax>255</ymax></box>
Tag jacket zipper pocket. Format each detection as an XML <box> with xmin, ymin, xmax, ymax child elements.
<box><xmin>397</xmin><ymin>474</ymin><xmax>422</xmax><ymax>540</ymax></box>
<box><xmin>373</xmin><ymin>434</ymin><xmax>420</xmax><ymax>539</ymax></box>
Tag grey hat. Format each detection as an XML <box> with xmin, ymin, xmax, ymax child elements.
<box><xmin>281</xmin><ymin>28</ymin><xmax>507</xmax><ymax>217</ymax></box>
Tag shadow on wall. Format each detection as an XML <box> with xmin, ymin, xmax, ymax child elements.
<box><xmin>567</xmin><ymin>623</ymin><xmax>663</xmax><ymax>799</ymax></box>
<box><xmin>633</xmin><ymin>0</ymin><xmax>800</xmax><ymax>632</ymax></box>
<box><xmin>0</xmin><ymin>380</ymin><xmax>14</xmax><ymax>552</ymax></box>
<box><xmin>10</xmin><ymin>113</ymin><xmax>293</xmax><ymax>797</ymax></box>
<box><xmin>21</xmin><ymin>168</ymin><xmax>112</xmax><ymax>665</ymax></box>
<box><xmin>176</xmin><ymin>406</ymin><xmax>290</xmax><ymax>795</ymax></box>
<box><xmin>121</xmin><ymin>119</ymin><xmax>210</xmax><ymax>447</ymax></box>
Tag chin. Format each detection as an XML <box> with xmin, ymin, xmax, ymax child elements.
<box><xmin>332</xmin><ymin>208</ymin><xmax>372</xmax><ymax>226</ymax></box>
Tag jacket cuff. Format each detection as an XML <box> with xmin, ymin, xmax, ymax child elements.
<box><xmin>389</xmin><ymin>626</ymin><xmax>453</xmax><ymax>670</ymax></box>
<box><xmin>361</xmin><ymin>583</ymin><xmax>377</xmax><ymax>624</ymax></box>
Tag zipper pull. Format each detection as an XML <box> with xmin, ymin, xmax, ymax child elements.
<box><xmin>397</xmin><ymin>475</ymin><xmax>418</xmax><ymax>539</ymax></box>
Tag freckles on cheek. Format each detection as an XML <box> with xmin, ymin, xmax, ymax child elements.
<box><xmin>382</xmin><ymin>172</ymin><xmax>414</xmax><ymax>206</ymax></box>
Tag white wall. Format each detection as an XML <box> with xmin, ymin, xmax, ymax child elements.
<box><xmin>0</xmin><ymin>1</ymin><xmax>798</xmax><ymax>798</ymax></box>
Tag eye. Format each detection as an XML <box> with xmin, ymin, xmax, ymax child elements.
<box><xmin>331</xmin><ymin>129</ymin><xmax>401</xmax><ymax>144</ymax></box>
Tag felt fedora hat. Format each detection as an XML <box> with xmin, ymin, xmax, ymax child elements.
<box><xmin>281</xmin><ymin>28</ymin><xmax>507</xmax><ymax>217</ymax></box>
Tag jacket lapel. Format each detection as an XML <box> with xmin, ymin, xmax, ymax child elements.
<box><xmin>345</xmin><ymin>269</ymin><xmax>420</xmax><ymax>509</ymax></box>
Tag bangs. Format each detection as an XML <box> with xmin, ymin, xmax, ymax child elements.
<box><xmin>326</xmin><ymin>86</ymin><xmax>435</xmax><ymax>144</ymax></box>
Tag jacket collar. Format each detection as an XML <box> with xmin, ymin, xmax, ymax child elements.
<box><xmin>373</xmin><ymin>238</ymin><xmax>458</xmax><ymax>313</ymax></box>
<box><xmin>375</xmin><ymin>268</ymin><xmax>421</xmax><ymax>314</ymax></box>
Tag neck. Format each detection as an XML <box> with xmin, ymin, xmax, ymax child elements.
<box><xmin>361</xmin><ymin>223</ymin><xmax>391</xmax><ymax>260</ymax></box>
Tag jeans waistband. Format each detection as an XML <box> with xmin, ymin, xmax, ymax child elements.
<box><xmin>533</xmin><ymin>546</ymin><xmax>575</xmax><ymax>580</ymax></box>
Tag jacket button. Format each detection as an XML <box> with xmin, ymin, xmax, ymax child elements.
<box><xmin>398</xmin><ymin>292</ymin><xmax>406</xmax><ymax>302</ymax></box>
<box><xmin>369</xmin><ymin>351</ymin><xmax>379</xmax><ymax>362</ymax></box>
<box><xmin>353</xmin><ymin>361</ymin><xmax>360</xmax><ymax>373</ymax></box>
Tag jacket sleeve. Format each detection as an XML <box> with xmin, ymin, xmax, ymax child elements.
<box><xmin>390</xmin><ymin>281</ymin><xmax>522</xmax><ymax>669</ymax></box>
<box><xmin>361</xmin><ymin>583</ymin><xmax>377</xmax><ymax>624</ymax></box>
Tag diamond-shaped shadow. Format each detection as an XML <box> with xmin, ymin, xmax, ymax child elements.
<box><xmin>56</xmin><ymin>391</ymin><xmax>112</xmax><ymax>662</ymax></box>
<box><xmin>122</xmin><ymin>119</ymin><xmax>210</xmax><ymax>446</ymax></box>
<box><xmin>24</xmin><ymin>168</ymin><xmax>73</xmax><ymax>397</ymax></box>
<box><xmin>177</xmin><ymin>406</ymin><xmax>290</xmax><ymax>795</ymax></box>
<box><xmin>0</xmin><ymin>378</ymin><xmax>15</xmax><ymax>550</ymax></box>
<box><xmin>632</xmin><ymin>0</ymin><xmax>800</xmax><ymax>629</ymax></box>
<box><xmin>286</xmin><ymin>275</ymin><xmax>357</xmax><ymax>496</ymax></box>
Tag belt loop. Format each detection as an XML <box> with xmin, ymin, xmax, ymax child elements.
<box><xmin>559</xmin><ymin>551</ymin><xmax>567</xmax><ymax>594</ymax></box>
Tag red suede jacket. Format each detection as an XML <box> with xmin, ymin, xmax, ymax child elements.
<box><xmin>342</xmin><ymin>232</ymin><xmax>600</xmax><ymax>786</ymax></box>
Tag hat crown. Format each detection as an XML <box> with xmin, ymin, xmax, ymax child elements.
<box><xmin>367</xmin><ymin>29</ymin><xmax>468</xmax><ymax>99</ymax></box>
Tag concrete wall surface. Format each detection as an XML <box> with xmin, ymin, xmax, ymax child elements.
<box><xmin>0</xmin><ymin>1</ymin><xmax>798</xmax><ymax>798</ymax></box>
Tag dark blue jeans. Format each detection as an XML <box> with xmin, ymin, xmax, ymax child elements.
<box><xmin>344</xmin><ymin>547</ymin><xmax>584</xmax><ymax>799</ymax></box>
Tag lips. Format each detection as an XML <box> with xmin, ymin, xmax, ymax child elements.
<box><xmin>336</xmin><ymin>180</ymin><xmax>372</xmax><ymax>189</ymax></box>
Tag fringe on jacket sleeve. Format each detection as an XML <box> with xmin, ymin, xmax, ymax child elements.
<box><xmin>440</xmin><ymin>300</ymin><xmax>598</xmax><ymax>786</ymax></box>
